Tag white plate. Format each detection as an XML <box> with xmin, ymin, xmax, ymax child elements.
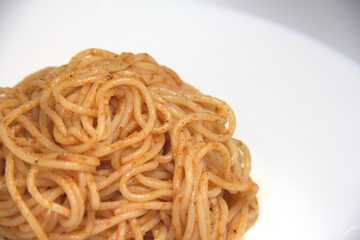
<box><xmin>1</xmin><ymin>1</ymin><xmax>360</xmax><ymax>239</ymax></box>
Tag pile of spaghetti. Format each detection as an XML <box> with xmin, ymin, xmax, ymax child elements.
<box><xmin>0</xmin><ymin>49</ymin><xmax>258</xmax><ymax>240</ymax></box>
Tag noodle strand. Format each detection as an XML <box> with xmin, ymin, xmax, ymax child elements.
<box><xmin>0</xmin><ymin>49</ymin><xmax>258</xmax><ymax>240</ymax></box>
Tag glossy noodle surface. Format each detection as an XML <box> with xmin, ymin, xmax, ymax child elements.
<box><xmin>0</xmin><ymin>49</ymin><xmax>258</xmax><ymax>240</ymax></box>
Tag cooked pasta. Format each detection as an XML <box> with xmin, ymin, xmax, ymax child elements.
<box><xmin>0</xmin><ymin>49</ymin><xmax>258</xmax><ymax>240</ymax></box>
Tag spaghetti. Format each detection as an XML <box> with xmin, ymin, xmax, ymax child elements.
<box><xmin>0</xmin><ymin>49</ymin><xmax>258</xmax><ymax>240</ymax></box>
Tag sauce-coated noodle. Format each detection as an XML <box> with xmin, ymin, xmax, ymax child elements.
<box><xmin>0</xmin><ymin>49</ymin><xmax>258</xmax><ymax>240</ymax></box>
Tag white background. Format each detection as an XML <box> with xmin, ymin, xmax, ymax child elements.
<box><xmin>196</xmin><ymin>0</ymin><xmax>360</xmax><ymax>64</ymax></box>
